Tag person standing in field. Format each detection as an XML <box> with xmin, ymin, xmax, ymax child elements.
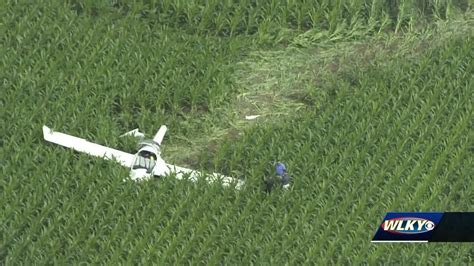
<box><xmin>275</xmin><ymin>162</ymin><xmax>291</xmax><ymax>189</ymax></box>
<box><xmin>264</xmin><ymin>162</ymin><xmax>292</xmax><ymax>192</ymax></box>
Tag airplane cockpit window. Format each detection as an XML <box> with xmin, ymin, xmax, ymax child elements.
<box><xmin>132</xmin><ymin>151</ymin><xmax>157</xmax><ymax>173</ymax></box>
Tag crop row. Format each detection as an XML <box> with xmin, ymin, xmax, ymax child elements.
<box><xmin>68</xmin><ymin>0</ymin><xmax>470</xmax><ymax>37</ymax></box>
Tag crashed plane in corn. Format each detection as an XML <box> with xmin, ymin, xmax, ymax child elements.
<box><xmin>42</xmin><ymin>125</ymin><xmax>244</xmax><ymax>189</ymax></box>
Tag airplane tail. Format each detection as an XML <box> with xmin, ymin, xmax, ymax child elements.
<box><xmin>153</xmin><ymin>125</ymin><xmax>167</xmax><ymax>145</ymax></box>
<box><xmin>120</xmin><ymin>128</ymin><xmax>145</xmax><ymax>138</ymax></box>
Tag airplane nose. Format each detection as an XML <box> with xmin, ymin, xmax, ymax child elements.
<box><xmin>130</xmin><ymin>169</ymin><xmax>151</xmax><ymax>181</ymax></box>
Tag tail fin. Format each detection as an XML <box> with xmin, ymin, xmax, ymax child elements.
<box><xmin>120</xmin><ymin>128</ymin><xmax>145</xmax><ymax>138</ymax></box>
<box><xmin>153</xmin><ymin>125</ymin><xmax>167</xmax><ymax>145</ymax></box>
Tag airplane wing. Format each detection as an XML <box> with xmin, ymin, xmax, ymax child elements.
<box><xmin>153</xmin><ymin>163</ymin><xmax>244</xmax><ymax>189</ymax></box>
<box><xmin>42</xmin><ymin>125</ymin><xmax>135</xmax><ymax>168</ymax></box>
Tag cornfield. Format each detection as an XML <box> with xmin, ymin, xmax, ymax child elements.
<box><xmin>1</xmin><ymin>0</ymin><xmax>473</xmax><ymax>264</ymax></box>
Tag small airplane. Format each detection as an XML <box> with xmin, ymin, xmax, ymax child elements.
<box><xmin>42</xmin><ymin>125</ymin><xmax>244</xmax><ymax>189</ymax></box>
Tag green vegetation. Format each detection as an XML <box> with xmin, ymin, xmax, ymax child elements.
<box><xmin>1</xmin><ymin>0</ymin><xmax>472</xmax><ymax>264</ymax></box>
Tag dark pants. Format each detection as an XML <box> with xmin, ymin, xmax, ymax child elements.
<box><xmin>281</xmin><ymin>174</ymin><xmax>291</xmax><ymax>186</ymax></box>
<box><xmin>264</xmin><ymin>175</ymin><xmax>291</xmax><ymax>192</ymax></box>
